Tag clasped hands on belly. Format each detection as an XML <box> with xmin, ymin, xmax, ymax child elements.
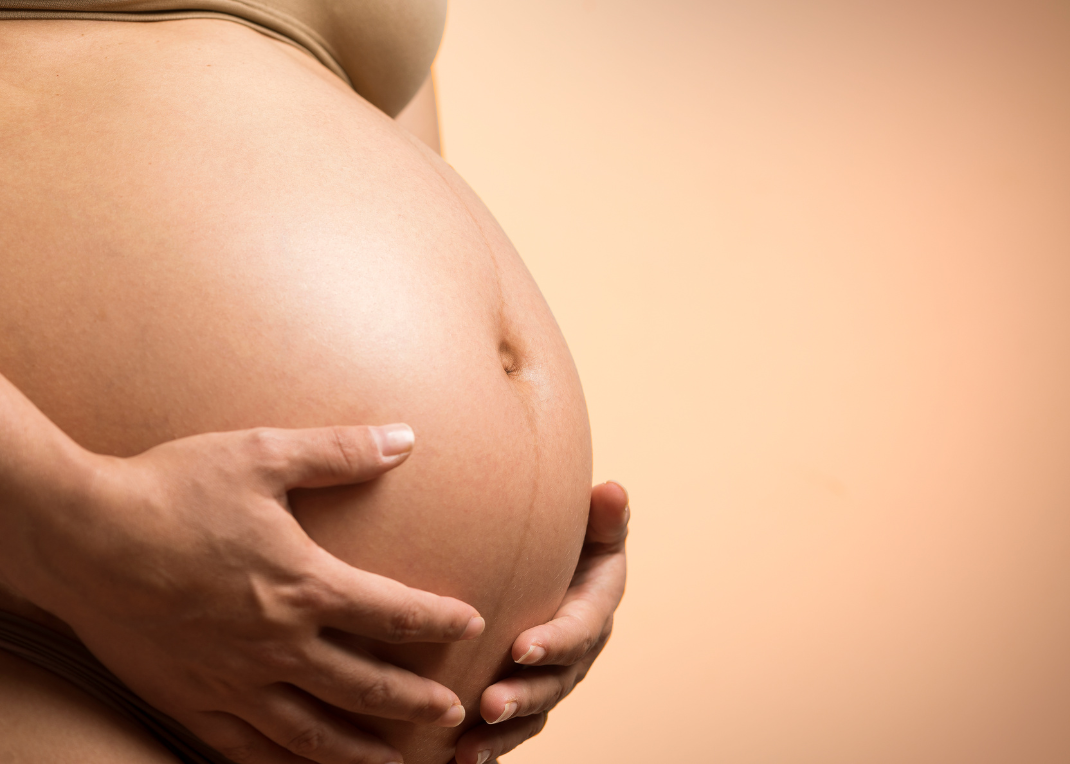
<box><xmin>0</xmin><ymin>371</ymin><xmax>629</xmax><ymax>764</ymax></box>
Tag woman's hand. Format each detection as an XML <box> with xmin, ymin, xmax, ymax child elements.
<box><xmin>6</xmin><ymin>418</ymin><xmax>482</xmax><ymax>764</ymax></box>
<box><xmin>453</xmin><ymin>481</ymin><xmax>630</xmax><ymax>764</ymax></box>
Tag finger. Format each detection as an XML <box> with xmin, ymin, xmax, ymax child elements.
<box><xmin>586</xmin><ymin>481</ymin><xmax>630</xmax><ymax>546</ymax></box>
<box><xmin>454</xmin><ymin>714</ymin><xmax>548</xmax><ymax>764</ymax></box>
<box><xmin>249</xmin><ymin>424</ymin><xmax>415</xmax><ymax>489</ymax></box>
<box><xmin>235</xmin><ymin>685</ymin><xmax>405</xmax><ymax>764</ymax></box>
<box><xmin>480</xmin><ymin>644</ymin><xmax>603</xmax><ymax>725</ymax></box>
<box><xmin>181</xmin><ymin>710</ymin><xmax>321</xmax><ymax>764</ymax></box>
<box><xmin>511</xmin><ymin>551</ymin><xmax>624</xmax><ymax>666</ymax></box>
<box><xmin>289</xmin><ymin>639</ymin><xmax>466</xmax><ymax>727</ymax></box>
<box><xmin>317</xmin><ymin>554</ymin><xmax>485</xmax><ymax>643</ymax></box>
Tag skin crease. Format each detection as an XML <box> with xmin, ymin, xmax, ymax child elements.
<box><xmin>0</xmin><ymin>17</ymin><xmax>598</xmax><ymax>764</ymax></box>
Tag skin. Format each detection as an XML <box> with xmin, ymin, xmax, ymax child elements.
<box><xmin>0</xmin><ymin>17</ymin><xmax>628</xmax><ymax>764</ymax></box>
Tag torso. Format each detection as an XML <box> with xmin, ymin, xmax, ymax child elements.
<box><xmin>0</xmin><ymin>18</ymin><xmax>591</xmax><ymax>763</ymax></box>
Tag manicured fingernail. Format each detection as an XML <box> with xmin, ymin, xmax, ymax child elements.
<box><xmin>376</xmin><ymin>424</ymin><xmax>415</xmax><ymax>457</ymax></box>
<box><xmin>492</xmin><ymin>700</ymin><xmax>518</xmax><ymax>724</ymax></box>
<box><xmin>516</xmin><ymin>644</ymin><xmax>546</xmax><ymax>665</ymax></box>
<box><xmin>436</xmin><ymin>702</ymin><xmax>465</xmax><ymax>727</ymax></box>
<box><xmin>475</xmin><ymin>751</ymin><xmax>492</xmax><ymax>764</ymax></box>
<box><xmin>462</xmin><ymin>616</ymin><xmax>486</xmax><ymax>640</ymax></box>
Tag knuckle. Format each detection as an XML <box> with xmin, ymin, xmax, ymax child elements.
<box><xmin>545</xmin><ymin>682</ymin><xmax>566</xmax><ymax>709</ymax></box>
<box><xmin>356</xmin><ymin>674</ymin><xmax>394</xmax><ymax>712</ymax></box>
<box><xmin>245</xmin><ymin>639</ymin><xmax>307</xmax><ymax>677</ymax></box>
<box><xmin>287</xmin><ymin>725</ymin><xmax>328</xmax><ymax>756</ymax></box>
<box><xmin>577</xmin><ymin>635</ymin><xmax>595</xmax><ymax>659</ymax></box>
<box><xmin>245</xmin><ymin>428</ymin><xmax>289</xmax><ymax>472</ymax></box>
<box><xmin>539</xmin><ymin>676</ymin><xmax>576</xmax><ymax>713</ymax></box>
<box><xmin>284</xmin><ymin>576</ymin><xmax>333</xmax><ymax>614</ymax></box>
<box><xmin>527</xmin><ymin>683</ymin><xmax>564</xmax><ymax>715</ymax></box>
<box><xmin>406</xmin><ymin>690</ymin><xmax>445</xmax><ymax>723</ymax></box>
<box><xmin>327</xmin><ymin>426</ymin><xmax>361</xmax><ymax>473</ymax></box>
<box><xmin>387</xmin><ymin>600</ymin><xmax>428</xmax><ymax>642</ymax></box>
<box><xmin>600</xmin><ymin>616</ymin><xmax>615</xmax><ymax>642</ymax></box>
<box><xmin>570</xmin><ymin>619</ymin><xmax>597</xmax><ymax>659</ymax></box>
<box><xmin>194</xmin><ymin>715</ymin><xmax>261</xmax><ymax>763</ymax></box>
<box><xmin>216</xmin><ymin>741</ymin><xmax>258</xmax><ymax>763</ymax></box>
<box><xmin>581</xmin><ymin>626</ymin><xmax>597</xmax><ymax>654</ymax></box>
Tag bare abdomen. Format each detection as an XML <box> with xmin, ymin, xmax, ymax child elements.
<box><xmin>0</xmin><ymin>18</ymin><xmax>591</xmax><ymax>763</ymax></box>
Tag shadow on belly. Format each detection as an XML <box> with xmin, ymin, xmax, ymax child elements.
<box><xmin>0</xmin><ymin>18</ymin><xmax>594</xmax><ymax>763</ymax></box>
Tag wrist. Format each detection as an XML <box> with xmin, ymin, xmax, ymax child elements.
<box><xmin>0</xmin><ymin>426</ymin><xmax>101</xmax><ymax>609</ymax></box>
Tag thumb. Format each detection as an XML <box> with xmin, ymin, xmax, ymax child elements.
<box><xmin>261</xmin><ymin>423</ymin><xmax>415</xmax><ymax>490</ymax></box>
<box><xmin>585</xmin><ymin>481</ymin><xmax>630</xmax><ymax>546</ymax></box>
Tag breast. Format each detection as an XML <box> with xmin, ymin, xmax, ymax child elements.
<box><xmin>0</xmin><ymin>18</ymin><xmax>591</xmax><ymax>763</ymax></box>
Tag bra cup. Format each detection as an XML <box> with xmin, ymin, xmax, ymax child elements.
<box><xmin>325</xmin><ymin>0</ymin><xmax>446</xmax><ymax>116</ymax></box>
<box><xmin>0</xmin><ymin>0</ymin><xmax>448</xmax><ymax>116</ymax></box>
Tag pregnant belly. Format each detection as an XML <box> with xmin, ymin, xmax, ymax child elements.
<box><xmin>0</xmin><ymin>18</ymin><xmax>591</xmax><ymax>763</ymax></box>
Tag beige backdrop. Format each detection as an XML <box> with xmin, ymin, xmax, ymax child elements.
<box><xmin>433</xmin><ymin>2</ymin><xmax>1070</xmax><ymax>762</ymax></box>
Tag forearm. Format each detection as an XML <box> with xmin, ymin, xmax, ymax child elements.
<box><xmin>0</xmin><ymin>371</ymin><xmax>91</xmax><ymax>596</ymax></box>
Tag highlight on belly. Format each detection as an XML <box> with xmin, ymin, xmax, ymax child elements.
<box><xmin>0</xmin><ymin>16</ymin><xmax>594</xmax><ymax>764</ymax></box>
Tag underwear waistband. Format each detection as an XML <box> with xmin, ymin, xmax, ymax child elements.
<box><xmin>0</xmin><ymin>4</ymin><xmax>352</xmax><ymax>89</ymax></box>
<box><xmin>0</xmin><ymin>609</ymin><xmax>233</xmax><ymax>764</ymax></box>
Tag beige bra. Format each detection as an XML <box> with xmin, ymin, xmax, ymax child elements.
<box><xmin>0</xmin><ymin>0</ymin><xmax>445</xmax><ymax>116</ymax></box>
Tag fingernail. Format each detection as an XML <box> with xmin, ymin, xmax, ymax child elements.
<box><xmin>515</xmin><ymin>644</ymin><xmax>546</xmax><ymax>665</ymax></box>
<box><xmin>376</xmin><ymin>424</ymin><xmax>415</xmax><ymax>457</ymax></box>
<box><xmin>436</xmin><ymin>702</ymin><xmax>465</xmax><ymax>727</ymax></box>
<box><xmin>606</xmin><ymin>480</ymin><xmax>630</xmax><ymax>508</ymax></box>
<box><xmin>492</xmin><ymin>700</ymin><xmax>517</xmax><ymax>724</ymax></box>
<box><xmin>475</xmin><ymin>751</ymin><xmax>492</xmax><ymax>764</ymax></box>
<box><xmin>463</xmin><ymin>616</ymin><xmax>486</xmax><ymax>640</ymax></box>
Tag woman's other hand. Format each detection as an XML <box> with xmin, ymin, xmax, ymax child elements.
<box><xmin>3</xmin><ymin>406</ymin><xmax>482</xmax><ymax>764</ymax></box>
<box><xmin>454</xmin><ymin>481</ymin><xmax>630</xmax><ymax>764</ymax></box>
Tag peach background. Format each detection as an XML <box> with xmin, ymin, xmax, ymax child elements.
<box><xmin>433</xmin><ymin>2</ymin><xmax>1070</xmax><ymax>763</ymax></box>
